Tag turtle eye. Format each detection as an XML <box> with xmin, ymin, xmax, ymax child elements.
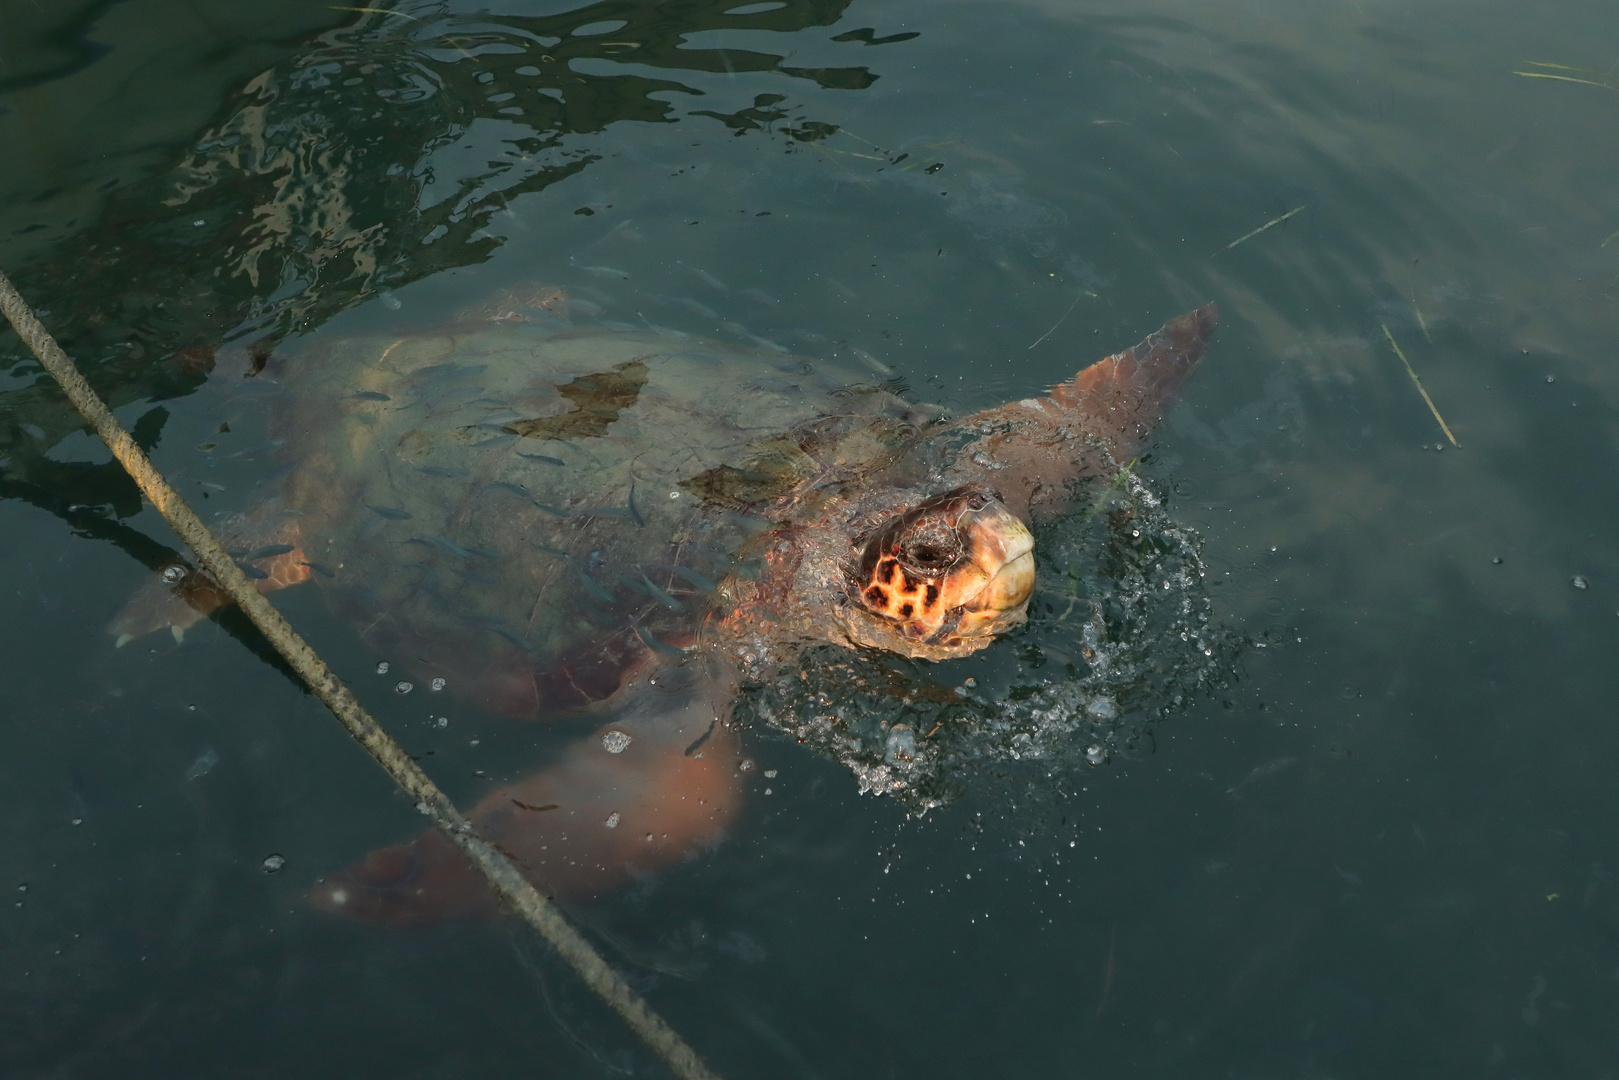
<box><xmin>904</xmin><ymin>542</ymin><xmax>954</xmax><ymax>571</ymax></box>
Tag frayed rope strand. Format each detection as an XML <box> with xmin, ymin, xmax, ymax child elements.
<box><xmin>0</xmin><ymin>268</ymin><xmax>722</xmax><ymax>1080</ymax></box>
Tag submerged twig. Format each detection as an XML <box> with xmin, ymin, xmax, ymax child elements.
<box><xmin>1381</xmin><ymin>323</ymin><xmax>1458</xmax><ymax>447</ymax></box>
<box><xmin>0</xmin><ymin>268</ymin><xmax>722</xmax><ymax>1080</ymax></box>
<box><xmin>1221</xmin><ymin>205</ymin><xmax>1306</xmax><ymax>252</ymax></box>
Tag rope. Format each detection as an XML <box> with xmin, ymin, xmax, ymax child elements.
<box><xmin>0</xmin><ymin>269</ymin><xmax>722</xmax><ymax>1080</ymax></box>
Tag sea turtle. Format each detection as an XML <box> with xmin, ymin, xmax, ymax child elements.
<box><xmin>110</xmin><ymin>293</ymin><xmax>1217</xmax><ymax>923</ymax></box>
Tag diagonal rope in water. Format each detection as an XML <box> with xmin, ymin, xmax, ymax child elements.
<box><xmin>0</xmin><ymin>268</ymin><xmax>722</xmax><ymax>1080</ymax></box>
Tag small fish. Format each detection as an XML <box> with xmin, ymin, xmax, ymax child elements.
<box><xmin>367</xmin><ymin>504</ymin><xmax>412</xmax><ymax>521</ymax></box>
<box><xmin>349</xmin><ymin>390</ymin><xmax>391</xmax><ymax>401</ymax></box>
<box><xmin>823</xmin><ymin>275</ymin><xmax>860</xmax><ymax>301</ymax></box>
<box><xmin>409</xmin><ymin>534</ymin><xmax>476</xmax><ymax>558</ymax></box>
<box><xmin>666</xmin><ymin>564</ymin><xmax>719</xmax><ymax>593</ymax></box>
<box><xmin>490</xmin><ymin>625</ymin><xmax>535</xmax><ymax>652</ymax></box>
<box><xmin>740</xmin><ymin>287</ymin><xmax>780</xmax><ymax>306</ymax></box>
<box><xmin>1226</xmin><ymin>755</ymin><xmax>1297</xmax><ymax>797</ymax></box>
<box><xmin>518</xmin><ymin>453</ymin><xmax>565</xmax><ymax>467</ymax></box>
<box><xmin>246</xmin><ymin>543</ymin><xmax>296</xmax><ymax>560</ymax></box>
<box><xmin>418</xmin><ymin>465</ymin><xmax>470</xmax><ymax>478</ymax></box>
<box><xmin>185</xmin><ymin>747</ymin><xmax>220</xmax><ymax>781</ymax></box>
<box><xmin>485</xmin><ymin>480</ymin><xmax>530</xmax><ymax>497</ymax></box>
<box><xmin>238</xmin><ymin>563</ymin><xmax>270</xmax><ymax>580</ymax></box>
<box><xmin>723</xmin><ymin>323</ymin><xmax>788</xmax><ymax>353</ymax></box>
<box><xmin>685</xmin><ymin>263</ymin><xmax>729</xmax><ymax>293</ymax></box>
<box><xmin>1095</xmin><ymin>925</ymin><xmax>1118</xmax><ymax>1018</ymax></box>
<box><xmin>534</xmin><ymin>503</ymin><xmax>571</xmax><ymax>518</ymax></box>
<box><xmin>403</xmin><ymin>367</ymin><xmax>488</xmax><ymax>408</ymax></box>
<box><xmin>533</xmin><ymin>542</ymin><xmax>571</xmax><ymax>558</ymax></box>
<box><xmin>413</xmin><ymin>361</ymin><xmax>489</xmax><ymax>386</ymax></box>
<box><xmin>674</xmin><ymin>296</ymin><xmax>720</xmax><ymax>319</ymax></box>
<box><xmin>573</xmin><ymin>568</ymin><xmax>615</xmax><ymax>604</ymax></box>
<box><xmin>300</xmin><ymin>561</ymin><xmax>337</xmax><ymax>578</ymax></box>
<box><xmin>511</xmin><ymin>799</ymin><xmax>559</xmax><ymax>812</ymax></box>
<box><xmin>627</xmin><ymin>484</ymin><xmax>645</xmax><ymax>527</ymax></box>
<box><xmin>848</xmin><ymin>345</ymin><xmax>896</xmax><ymax>378</ymax></box>
<box><xmin>576</xmin><ymin>263</ymin><xmax>630</xmax><ymax>280</ymax></box>
<box><xmin>472</xmin><ymin>434</ymin><xmax>518</xmax><ymax>449</ymax></box>
<box><xmin>634</xmin><ymin>624</ymin><xmax>689</xmax><ymax>657</ymax></box>
<box><xmin>640</xmin><ymin>319</ymin><xmax>690</xmax><ymax>341</ymax></box>
<box><xmin>640</xmin><ymin>573</ymin><xmax>685</xmax><ymax>611</ymax></box>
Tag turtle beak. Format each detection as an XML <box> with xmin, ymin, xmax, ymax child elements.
<box><xmin>954</xmin><ymin>500</ymin><xmax>1035</xmax><ymax>638</ymax></box>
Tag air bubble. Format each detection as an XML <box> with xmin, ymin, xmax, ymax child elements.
<box><xmin>1085</xmin><ymin>697</ymin><xmax>1118</xmax><ymax>722</ymax></box>
<box><xmin>605</xmin><ymin>812</ymin><xmax>621</xmax><ymax>828</ymax></box>
<box><xmin>262</xmin><ymin>854</ymin><xmax>285</xmax><ymax>874</ymax></box>
<box><xmin>885</xmin><ymin>724</ymin><xmax>917</xmax><ymax>763</ymax></box>
<box><xmin>1573</xmin><ymin>575</ymin><xmax>1589</xmax><ymax>590</ymax></box>
<box><xmin>375</xmin><ymin>661</ymin><xmax>390</xmax><ymax>675</ymax></box>
<box><xmin>1085</xmin><ymin>746</ymin><xmax>1106</xmax><ymax>766</ymax></box>
<box><xmin>434</xmin><ymin>716</ymin><xmax>448</xmax><ymax>728</ymax></box>
<box><xmin>430</xmin><ymin>677</ymin><xmax>446</xmax><ymax>692</ymax></box>
<box><xmin>394</xmin><ymin>681</ymin><xmax>413</xmax><ymax>694</ymax></box>
<box><xmin>601</xmin><ymin>729</ymin><xmax>633</xmax><ymax>754</ymax></box>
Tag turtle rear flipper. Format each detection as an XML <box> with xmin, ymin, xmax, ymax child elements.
<box><xmin>108</xmin><ymin>515</ymin><xmax>312</xmax><ymax>646</ymax></box>
<box><xmin>310</xmin><ymin>675</ymin><xmax>744</xmax><ymax>923</ymax></box>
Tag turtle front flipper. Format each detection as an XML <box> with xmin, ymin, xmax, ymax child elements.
<box><xmin>107</xmin><ymin>515</ymin><xmax>313</xmax><ymax>646</ymax></box>
<box><xmin>949</xmin><ymin>304</ymin><xmax>1217</xmax><ymax>519</ymax></box>
<box><xmin>310</xmin><ymin>671</ymin><xmax>745</xmax><ymax>924</ymax></box>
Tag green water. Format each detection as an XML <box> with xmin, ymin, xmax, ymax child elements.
<box><xmin>4</xmin><ymin>0</ymin><xmax>1619</xmax><ymax>1075</ymax></box>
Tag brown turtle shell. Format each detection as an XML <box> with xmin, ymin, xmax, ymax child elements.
<box><xmin>273</xmin><ymin>323</ymin><xmax>933</xmax><ymax>716</ymax></box>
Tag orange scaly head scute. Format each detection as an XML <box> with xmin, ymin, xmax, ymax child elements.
<box><xmin>843</xmin><ymin>486</ymin><xmax>1034</xmax><ymax>660</ymax></box>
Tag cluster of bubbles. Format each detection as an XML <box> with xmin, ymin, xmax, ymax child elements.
<box><xmin>740</xmin><ymin>472</ymin><xmax>1239</xmax><ymax>811</ymax></box>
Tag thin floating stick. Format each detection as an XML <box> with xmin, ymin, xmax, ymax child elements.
<box><xmin>1411</xmin><ymin>288</ymin><xmax>1432</xmax><ymax>342</ymax></box>
<box><xmin>1381</xmin><ymin>323</ymin><xmax>1458</xmax><ymax>447</ymax></box>
<box><xmin>326</xmin><ymin>5</ymin><xmax>423</xmax><ymax>20</ymax></box>
<box><xmin>1601</xmin><ymin>226</ymin><xmax>1619</xmax><ymax>249</ymax></box>
<box><xmin>1512</xmin><ymin>61</ymin><xmax>1619</xmax><ymax>92</ymax></box>
<box><xmin>0</xmin><ymin>269</ymin><xmax>722</xmax><ymax>1080</ymax></box>
<box><xmin>1027</xmin><ymin>289</ymin><xmax>1089</xmax><ymax>350</ymax></box>
<box><xmin>1221</xmin><ymin>205</ymin><xmax>1306</xmax><ymax>252</ymax></box>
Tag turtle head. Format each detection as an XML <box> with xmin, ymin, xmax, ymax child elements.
<box><xmin>841</xmin><ymin>486</ymin><xmax>1034</xmax><ymax>660</ymax></box>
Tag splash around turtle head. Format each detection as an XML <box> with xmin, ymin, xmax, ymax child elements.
<box><xmin>839</xmin><ymin>485</ymin><xmax>1035</xmax><ymax>661</ymax></box>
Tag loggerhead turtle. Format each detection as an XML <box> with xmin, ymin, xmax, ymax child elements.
<box><xmin>110</xmin><ymin>294</ymin><xmax>1217</xmax><ymax>922</ymax></box>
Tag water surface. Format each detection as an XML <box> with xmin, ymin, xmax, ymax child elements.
<box><xmin>4</xmin><ymin>0</ymin><xmax>1619</xmax><ymax>1076</ymax></box>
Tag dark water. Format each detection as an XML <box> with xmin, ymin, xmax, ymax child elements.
<box><xmin>5</xmin><ymin>0</ymin><xmax>1619</xmax><ymax>1075</ymax></box>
